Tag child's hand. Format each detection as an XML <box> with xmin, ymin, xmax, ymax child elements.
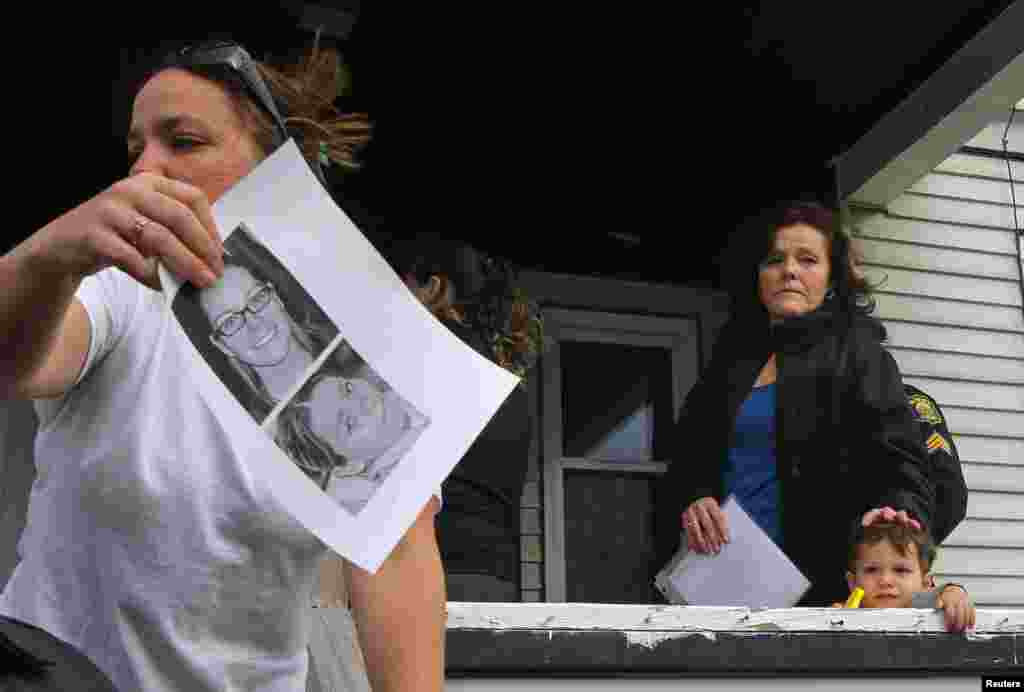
<box><xmin>936</xmin><ymin>584</ymin><xmax>975</xmax><ymax>633</ymax></box>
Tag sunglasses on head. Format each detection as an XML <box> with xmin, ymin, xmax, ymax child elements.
<box><xmin>159</xmin><ymin>39</ymin><xmax>334</xmax><ymax>187</ymax></box>
<box><xmin>162</xmin><ymin>40</ymin><xmax>290</xmax><ymax>148</ymax></box>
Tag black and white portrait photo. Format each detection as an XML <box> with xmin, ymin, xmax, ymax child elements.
<box><xmin>172</xmin><ymin>223</ymin><xmax>339</xmax><ymax>423</ymax></box>
<box><xmin>158</xmin><ymin>144</ymin><xmax>522</xmax><ymax>568</ymax></box>
<box><xmin>271</xmin><ymin>340</ymin><xmax>430</xmax><ymax>515</ymax></box>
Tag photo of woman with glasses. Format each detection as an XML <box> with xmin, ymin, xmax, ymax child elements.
<box><xmin>272</xmin><ymin>340</ymin><xmax>430</xmax><ymax>514</ymax></box>
<box><xmin>173</xmin><ymin>222</ymin><xmax>339</xmax><ymax>423</ymax></box>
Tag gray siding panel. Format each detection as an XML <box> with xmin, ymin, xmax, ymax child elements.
<box><xmin>946</xmin><ymin>519</ymin><xmax>1024</xmax><ymax>548</ymax></box>
<box><xmin>954</xmin><ymin>436</ymin><xmax>1024</xmax><ymax>465</ymax></box>
<box><xmin>902</xmin><ymin>377</ymin><xmax>1024</xmax><ymax>412</ymax></box>
<box><xmin>854</xmin><ymin>209</ymin><xmax>1018</xmax><ymax>254</ymax></box>
<box><xmin>929</xmin><ymin>575</ymin><xmax>1024</xmax><ymax>606</ymax></box>
<box><xmin>887</xmin><ymin>193</ymin><xmax>1024</xmax><ymax>230</ymax></box>
<box><xmin>938</xmin><ymin>407</ymin><xmax>1024</xmax><ymax>438</ymax></box>
<box><xmin>909</xmin><ymin>172</ymin><xmax>1024</xmax><ymax>207</ymax></box>
<box><xmin>967</xmin><ymin>491</ymin><xmax>1024</xmax><ymax>521</ymax></box>
<box><xmin>934</xmin><ymin>547</ymin><xmax>1024</xmax><ymax>577</ymax></box>
<box><xmin>859</xmin><ymin>237</ymin><xmax>1019</xmax><ymax>279</ymax></box>
<box><xmin>863</xmin><ymin>266</ymin><xmax>1021</xmax><ymax>307</ymax></box>
<box><xmin>936</xmin><ymin>153</ymin><xmax>1024</xmax><ymax>182</ymax></box>
<box><xmin>964</xmin><ymin>116</ymin><xmax>1024</xmax><ymax>153</ymax></box>
<box><xmin>960</xmin><ymin>463</ymin><xmax>1024</xmax><ymax>494</ymax></box>
<box><xmin>885</xmin><ymin>322</ymin><xmax>1024</xmax><ymax>359</ymax></box>
<box><xmin>890</xmin><ymin>348</ymin><xmax>1024</xmax><ymax>385</ymax></box>
<box><xmin>874</xmin><ymin>293</ymin><xmax>1023</xmax><ymax>333</ymax></box>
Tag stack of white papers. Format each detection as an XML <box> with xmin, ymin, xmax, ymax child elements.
<box><xmin>654</xmin><ymin>495</ymin><xmax>810</xmax><ymax>608</ymax></box>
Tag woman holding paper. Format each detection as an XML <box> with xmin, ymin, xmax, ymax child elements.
<box><xmin>653</xmin><ymin>200</ymin><xmax>933</xmax><ymax>607</ymax></box>
<box><xmin>0</xmin><ymin>39</ymin><xmax>445</xmax><ymax>692</ymax></box>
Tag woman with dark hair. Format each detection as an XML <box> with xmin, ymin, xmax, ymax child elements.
<box><xmin>0</xmin><ymin>39</ymin><xmax>444</xmax><ymax>692</ymax></box>
<box><xmin>400</xmin><ymin>236</ymin><xmax>543</xmax><ymax>601</ymax></box>
<box><xmin>653</xmin><ymin>200</ymin><xmax>934</xmax><ymax>607</ymax></box>
<box><xmin>315</xmin><ymin>232</ymin><xmax>544</xmax><ymax>605</ymax></box>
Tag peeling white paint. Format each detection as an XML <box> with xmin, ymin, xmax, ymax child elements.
<box><xmin>964</xmin><ymin>631</ymin><xmax>1002</xmax><ymax>641</ymax></box>
<box><xmin>446</xmin><ymin>603</ymin><xmax>751</xmax><ymax>631</ymax></box>
<box><xmin>446</xmin><ymin>603</ymin><xmax>1024</xmax><ymax>634</ymax></box>
<box><xmin>624</xmin><ymin>630</ymin><xmax>717</xmax><ymax>650</ymax></box>
<box><xmin>742</xmin><ymin>608</ymin><xmax>949</xmax><ymax>632</ymax></box>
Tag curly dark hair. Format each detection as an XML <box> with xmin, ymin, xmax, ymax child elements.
<box><xmin>722</xmin><ymin>200</ymin><xmax>876</xmax><ymax>323</ymax></box>
<box><xmin>382</xmin><ymin>232</ymin><xmax>544</xmax><ymax>382</ymax></box>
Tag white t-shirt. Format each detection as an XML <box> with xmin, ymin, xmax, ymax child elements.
<box><xmin>0</xmin><ymin>269</ymin><xmax>329</xmax><ymax>691</ymax></box>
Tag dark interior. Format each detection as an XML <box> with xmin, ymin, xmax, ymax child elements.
<box><xmin>9</xmin><ymin>1</ymin><xmax>1016</xmax><ymax>290</ymax></box>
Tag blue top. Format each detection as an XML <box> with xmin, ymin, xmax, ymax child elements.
<box><xmin>723</xmin><ymin>383</ymin><xmax>782</xmax><ymax>547</ymax></box>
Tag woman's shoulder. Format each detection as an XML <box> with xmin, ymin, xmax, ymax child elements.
<box><xmin>840</xmin><ymin>316</ymin><xmax>905</xmax><ymax>385</ymax></box>
<box><xmin>848</xmin><ymin>312</ymin><xmax>886</xmax><ymax>338</ymax></box>
<box><xmin>843</xmin><ymin>314</ymin><xmax>888</xmax><ymax>355</ymax></box>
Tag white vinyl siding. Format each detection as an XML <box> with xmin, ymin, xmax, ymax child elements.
<box><xmin>859</xmin><ymin>238</ymin><xmax>1020</xmax><ymax>279</ymax></box>
<box><xmin>850</xmin><ymin>134</ymin><xmax>1024</xmax><ymax>606</ymax></box>
<box><xmin>963</xmin><ymin>112</ymin><xmax>1024</xmax><ymax>152</ymax></box>
<box><xmin>891</xmin><ymin>349</ymin><xmax>1024</xmax><ymax>384</ymax></box>
<box><xmin>936</xmin><ymin>153</ymin><xmax>1024</xmax><ymax>183</ymax></box>
<box><xmin>886</xmin><ymin>195</ymin><xmax>1022</xmax><ymax>231</ymax></box>
<box><xmin>885</xmin><ymin>321</ymin><xmax>1024</xmax><ymax>359</ymax></box>
<box><xmin>948</xmin><ymin>518</ymin><xmax>1024</xmax><ymax>547</ymax></box>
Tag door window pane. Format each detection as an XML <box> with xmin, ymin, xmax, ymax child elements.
<box><xmin>563</xmin><ymin>470</ymin><xmax>660</xmax><ymax>603</ymax></box>
<box><xmin>561</xmin><ymin>341</ymin><xmax>673</xmax><ymax>463</ymax></box>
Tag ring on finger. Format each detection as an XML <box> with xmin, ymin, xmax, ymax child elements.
<box><xmin>132</xmin><ymin>216</ymin><xmax>150</xmax><ymax>245</ymax></box>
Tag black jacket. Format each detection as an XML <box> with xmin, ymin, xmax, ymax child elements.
<box><xmin>654</xmin><ymin>306</ymin><xmax>935</xmax><ymax>606</ymax></box>
<box><xmin>435</xmin><ymin>323</ymin><xmax>533</xmax><ymax>584</ymax></box>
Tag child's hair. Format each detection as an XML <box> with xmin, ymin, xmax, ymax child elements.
<box><xmin>847</xmin><ymin>522</ymin><xmax>937</xmax><ymax>573</ymax></box>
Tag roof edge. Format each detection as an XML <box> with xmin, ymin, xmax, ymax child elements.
<box><xmin>834</xmin><ymin>1</ymin><xmax>1024</xmax><ymax>209</ymax></box>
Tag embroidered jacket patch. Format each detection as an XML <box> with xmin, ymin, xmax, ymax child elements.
<box><xmin>926</xmin><ymin>431</ymin><xmax>952</xmax><ymax>455</ymax></box>
<box><xmin>909</xmin><ymin>393</ymin><xmax>944</xmax><ymax>425</ymax></box>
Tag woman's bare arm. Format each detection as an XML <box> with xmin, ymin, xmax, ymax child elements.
<box><xmin>0</xmin><ymin>240</ymin><xmax>90</xmax><ymax>399</ymax></box>
<box><xmin>346</xmin><ymin>498</ymin><xmax>446</xmax><ymax>692</ymax></box>
<box><xmin>1</xmin><ymin>173</ymin><xmax>223</xmax><ymax>400</ymax></box>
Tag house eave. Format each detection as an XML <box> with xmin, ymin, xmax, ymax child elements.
<box><xmin>833</xmin><ymin>1</ymin><xmax>1024</xmax><ymax>210</ymax></box>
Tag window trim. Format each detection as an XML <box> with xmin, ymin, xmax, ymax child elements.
<box><xmin>540</xmin><ymin>307</ymin><xmax>700</xmax><ymax>602</ymax></box>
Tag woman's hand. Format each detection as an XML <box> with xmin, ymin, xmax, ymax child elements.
<box><xmin>32</xmin><ymin>172</ymin><xmax>223</xmax><ymax>291</ymax></box>
<box><xmin>861</xmin><ymin>506</ymin><xmax>922</xmax><ymax>531</ymax></box>
<box><xmin>682</xmin><ymin>497</ymin><xmax>730</xmax><ymax>554</ymax></box>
